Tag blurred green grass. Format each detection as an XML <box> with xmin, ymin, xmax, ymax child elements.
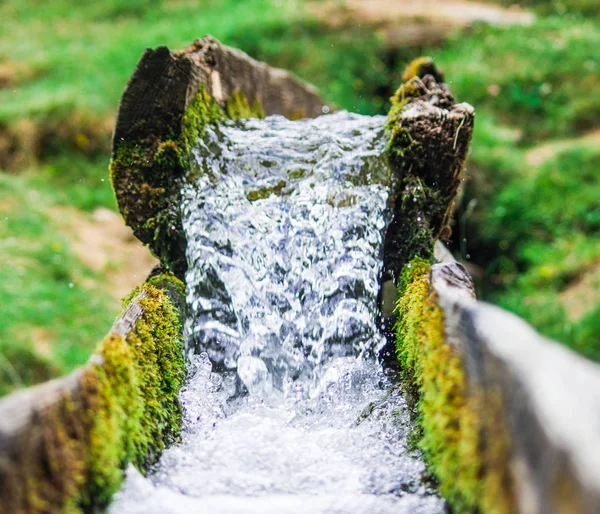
<box><xmin>0</xmin><ymin>172</ymin><xmax>115</xmax><ymax>396</ymax></box>
<box><xmin>0</xmin><ymin>0</ymin><xmax>598</xmax><ymax>394</ymax></box>
<box><xmin>434</xmin><ymin>14</ymin><xmax>600</xmax><ymax>359</ymax></box>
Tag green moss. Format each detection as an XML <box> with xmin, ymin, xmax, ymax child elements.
<box><xmin>287</xmin><ymin>168</ymin><xmax>306</xmax><ymax>180</ymax></box>
<box><xmin>225</xmin><ymin>91</ymin><xmax>265</xmax><ymax>121</ymax></box>
<box><xmin>110</xmin><ymin>87</ymin><xmax>264</xmax><ymax>278</ymax></box>
<box><xmin>147</xmin><ymin>272</ymin><xmax>187</xmax><ymax>318</ymax></box>
<box><xmin>4</xmin><ymin>275</ymin><xmax>186</xmax><ymax>514</ymax></box>
<box><xmin>180</xmin><ymin>87</ymin><xmax>227</xmax><ymax>156</ymax></box>
<box><xmin>246</xmin><ymin>180</ymin><xmax>287</xmax><ymax>201</ymax></box>
<box><xmin>395</xmin><ymin>258</ymin><xmax>513</xmax><ymax>514</ymax></box>
<box><xmin>124</xmin><ymin>285</ymin><xmax>186</xmax><ymax>465</ymax></box>
<box><xmin>79</xmin><ymin>335</ymin><xmax>140</xmax><ymax>507</ymax></box>
<box><xmin>401</xmin><ymin>56</ymin><xmax>444</xmax><ymax>83</ymax></box>
<box><xmin>383</xmin><ymin>59</ymin><xmax>471</xmax><ymax>280</ymax></box>
<box><xmin>181</xmin><ymin>87</ymin><xmax>264</xmax><ymax>157</ymax></box>
<box><xmin>386</xmin><ymin>80</ymin><xmax>421</xmax><ymax>162</ymax></box>
<box><xmin>154</xmin><ymin>140</ymin><xmax>184</xmax><ymax>170</ymax></box>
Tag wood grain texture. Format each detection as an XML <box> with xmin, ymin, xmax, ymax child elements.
<box><xmin>431</xmin><ymin>261</ymin><xmax>600</xmax><ymax>513</ymax></box>
<box><xmin>112</xmin><ymin>36</ymin><xmax>326</xmax><ymax>149</ymax></box>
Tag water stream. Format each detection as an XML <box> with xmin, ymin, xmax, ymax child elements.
<box><xmin>110</xmin><ymin>112</ymin><xmax>446</xmax><ymax>514</ymax></box>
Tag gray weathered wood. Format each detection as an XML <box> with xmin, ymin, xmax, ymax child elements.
<box><xmin>111</xmin><ymin>290</ymin><xmax>147</xmax><ymax>338</ymax></box>
<box><xmin>113</xmin><ymin>35</ymin><xmax>327</xmax><ymax>149</ymax></box>
<box><xmin>433</xmin><ymin>240</ymin><xmax>456</xmax><ymax>264</ymax></box>
<box><xmin>431</xmin><ymin>261</ymin><xmax>600</xmax><ymax>513</ymax></box>
<box><xmin>0</xmin><ymin>292</ymin><xmax>148</xmax><ymax>500</ymax></box>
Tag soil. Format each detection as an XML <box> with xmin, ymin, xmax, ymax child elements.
<box><xmin>50</xmin><ymin>206</ymin><xmax>158</xmax><ymax>304</ymax></box>
<box><xmin>525</xmin><ymin>129</ymin><xmax>600</xmax><ymax>167</ymax></box>
<box><xmin>309</xmin><ymin>0</ymin><xmax>534</xmax><ymax>47</ymax></box>
<box><xmin>560</xmin><ymin>260</ymin><xmax>600</xmax><ymax>321</ymax></box>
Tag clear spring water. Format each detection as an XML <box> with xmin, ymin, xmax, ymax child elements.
<box><xmin>110</xmin><ymin>112</ymin><xmax>446</xmax><ymax>514</ymax></box>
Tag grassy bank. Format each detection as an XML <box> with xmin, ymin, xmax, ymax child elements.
<box><xmin>0</xmin><ymin>171</ymin><xmax>116</xmax><ymax>395</ymax></box>
<box><xmin>435</xmin><ymin>16</ymin><xmax>600</xmax><ymax>360</ymax></box>
<box><xmin>0</xmin><ymin>0</ymin><xmax>598</xmax><ymax>395</ymax></box>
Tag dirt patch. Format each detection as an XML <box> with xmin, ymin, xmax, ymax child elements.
<box><xmin>525</xmin><ymin>129</ymin><xmax>600</xmax><ymax>167</ymax></box>
<box><xmin>0</xmin><ymin>60</ymin><xmax>42</xmax><ymax>89</ymax></box>
<box><xmin>31</xmin><ymin>327</ymin><xmax>53</xmax><ymax>358</ymax></box>
<box><xmin>50</xmin><ymin>206</ymin><xmax>158</xmax><ymax>303</ymax></box>
<box><xmin>560</xmin><ymin>260</ymin><xmax>600</xmax><ymax>321</ymax></box>
<box><xmin>309</xmin><ymin>0</ymin><xmax>533</xmax><ymax>47</ymax></box>
<box><xmin>1</xmin><ymin>113</ymin><xmax>114</xmax><ymax>171</ymax></box>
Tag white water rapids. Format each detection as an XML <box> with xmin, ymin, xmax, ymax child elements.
<box><xmin>110</xmin><ymin>112</ymin><xmax>446</xmax><ymax>514</ymax></box>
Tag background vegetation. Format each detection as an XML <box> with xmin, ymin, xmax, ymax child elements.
<box><xmin>0</xmin><ymin>0</ymin><xmax>598</xmax><ymax>395</ymax></box>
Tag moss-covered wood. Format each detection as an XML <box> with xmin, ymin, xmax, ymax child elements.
<box><xmin>381</xmin><ymin>59</ymin><xmax>515</xmax><ymax>512</ymax></box>
<box><xmin>382</xmin><ymin>58</ymin><xmax>474</xmax><ymax>283</ymax></box>
<box><xmin>0</xmin><ymin>274</ymin><xmax>186</xmax><ymax>514</ymax></box>
<box><xmin>110</xmin><ymin>36</ymin><xmax>326</xmax><ymax>278</ymax></box>
<box><xmin>110</xmin><ymin>86</ymin><xmax>261</xmax><ymax>278</ymax></box>
<box><xmin>378</xmin><ymin>57</ymin><xmax>474</xmax><ymax>364</ymax></box>
<box><xmin>395</xmin><ymin>259</ymin><xmax>514</xmax><ymax>514</ymax></box>
<box><xmin>431</xmin><ymin>261</ymin><xmax>600</xmax><ymax>514</ymax></box>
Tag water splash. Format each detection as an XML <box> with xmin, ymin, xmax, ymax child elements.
<box><xmin>110</xmin><ymin>112</ymin><xmax>446</xmax><ymax>513</ymax></box>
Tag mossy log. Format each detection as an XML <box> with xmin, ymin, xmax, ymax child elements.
<box><xmin>377</xmin><ymin>61</ymin><xmax>474</xmax><ymax>362</ymax></box>
<box><xmin>111</xmin><ymin>36</ymin><xmax>327</xmax><ymax>278</ymax></box>
<box><xmin>395</xmin><ymin>252</ymin><xmax>600</xmax><ymax>514</ymax></box>
<box><xmin>382</xmin><ymin>64</ymin><xmax>474</xmax><ymax>283</ymax></box>
<box><xmin>0</xmin><ymin>274</ymin><xmax>186</xmax><ymax>514</ymax></box>
<box><xmin>431</xmin><ymin>261</ymin><xmax>600</xmax><ymax>514</ymax></box>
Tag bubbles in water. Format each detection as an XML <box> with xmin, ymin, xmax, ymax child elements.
<box><xmin>237</xmin><ymin>355</ymin><xmax>272</xmax><ymax>396</ymax></box>
<box><xmin>110</xmin><ymin>112</ymin><xmax>445</xmax><ymax>514</ymax></box>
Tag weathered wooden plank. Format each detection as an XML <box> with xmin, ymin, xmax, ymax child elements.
<box><xmin>431</xmin><ymin>261</ymin><xmax>600</xmax><ymax>513</ymax></box>
<box><xmin>0</xmin><ymin>277</ymin><xmax>185</xmax><ymax>514</ymax></box>
<box><xmin>113</xmin><ymin>35</ymin><xmax>326</xmax><ymax>149</ymax></box>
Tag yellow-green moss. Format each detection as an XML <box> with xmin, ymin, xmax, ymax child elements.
<box><xmin>179</xmin><ymin>87</ymin><xmax>226</xmax><ymax>157</ymax></box>
<box><xmin>181</xmin><ymin>87</ymin><xmax>264</xmax><ymax>158</ymax></box>
<box><xmin>401</xmin><ymin>56</ymin><xmax>444</xmax><ymax>83</ymax></box>
<box><xmin>3</xmin><ymin>275</ymin><xmax>186</xmax><ymax>514</ymax></box>
<box><xmin>246</xmin><ymin>180</ymin><xmax>287</xmax><ymax>201</ymax></box>
<box><xmin>79</xmin><ymin>335</ymin><xmax>140</xmax><ymax>507</ymax></box>
<box><xmin>83</xmin><ymin>278</ymin><xmax>185</xmax><ymax>506</ymax></box>
<box><xmin>110</xmin><ymin>87</ymin><xmax>264</xmax><ymax>277</ymax></box>
<box><xmin>395</xmin><ymin>258</ymin><xmax>512</xmax><ymax>514</ymax></box>
<box><xmin>225</xmin><ymin>90</ymin><xmax>265</xmax><ymax>121</ymax></box>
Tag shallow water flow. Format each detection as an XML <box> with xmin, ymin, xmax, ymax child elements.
<box><xmin>110</xmin><ymin>112</ymin><xmax>446</xmax><ymax>513</ymax></box>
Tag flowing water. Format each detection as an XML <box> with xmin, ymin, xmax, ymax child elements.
<box><xmin>110</xmin><ymin>112</ymin><xmax>446</xmax><ymax>514</ymax></box>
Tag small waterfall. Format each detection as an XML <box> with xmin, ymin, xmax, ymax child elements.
<box><xmin>110</xmin><ymin>112</ymin><xmax>446</xmax><ymax>513</ymax></box>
